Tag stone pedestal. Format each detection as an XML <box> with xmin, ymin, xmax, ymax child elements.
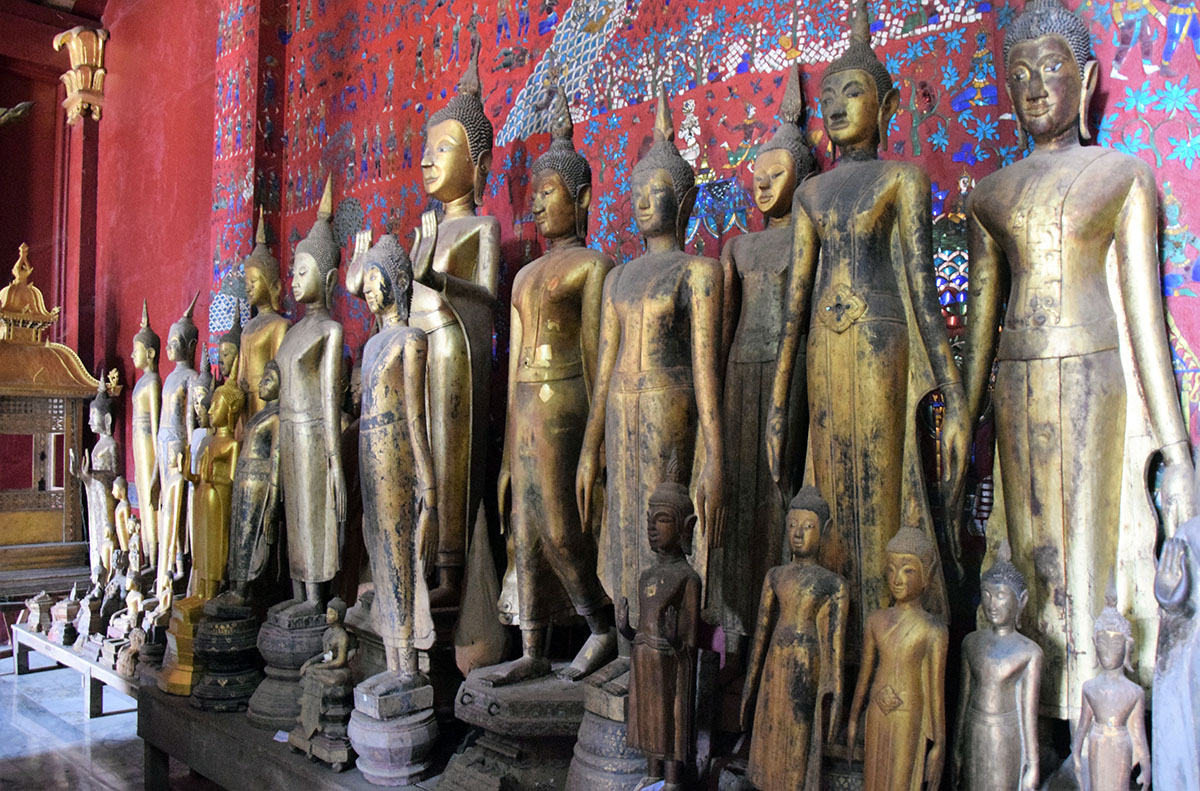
<box><xmin>191</xmin><ymin>604</ymin><xmax>263</xmax><ymax>712</ymax></box>
<box><xmin>73</xmin><ymin>596</ymin><xmax>103</xmax><ymax>643</ymax></box>
<box><xmin>100</xmin><ymin>637</ymin><xmax>128</xmax><ymax>668</ymax></box>
<box><xmin>565</xmin><ymin>659</ymin><xmax>643</xmax><ymax>791</ymax></box>
<box><xmin>47</xmin><ymin>596</ymin><xmax>80</xmax><ymax>645</ymax></box>
<box><xmin>438</xmin><ymin>661</ymin><xmax>585</xmax><ymax>791</ymax></box>
<box><xmin>348</xmin><ymin>677</ymin><xmax>438</xmax><ymax>786</ymax></box>
<box><xmin>288</xmin><ymin>665</ymin><xmax>356</xmax><ymax>772</ymax></box>
<box><xmin>246</xmin><ymin>602</ymin><xmax>326</xmax><ymax>730</ymax></box>
<box><xmin>24</xmin><ymin>591</ymin><xmax>53</xmax><ymax>632</ymax></box>
<box><xmin>158</xmin><ymin>596</ymin><xmax>206</xmax><ymax>695</ymax></box>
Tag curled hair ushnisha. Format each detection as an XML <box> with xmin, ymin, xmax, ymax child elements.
<box><xmin>211</xmin><ymin>379</ymin><xmax>246</xmax><ymax>425</ymax></box>
<box><xmin>759</xmin><ymin>64</ymin><xmax>817</xmax><ymax>182</ymax></box>
<box><xmin>886</xmin><ymin>527</ymin><xmax>938</xmax><ymax>573</ymax></box>
<box><xmin>647</xmin><ymin>453</ymin><xmax>696</xmax><ymax>550</ymax></box>
<box><xmin>789</xmin><ymin>485</ymin><xmax>831</xmax><ymax>530</ymax></box>
<box><xmin>134</xmin><ymin>300</ymin><xmax>160</xmax><ymax>356</ymax></box>
<box><xmin>980</xmin><ymin>539</ymin><xmax>1028</xmax><ymax>597</ymax></box>
<box><xmin>824</xmin><ymin>0</ymin><xmax>894</xmax><ymax>103</ymax></box>
<box><xmin>530</xmin><ymin>83</ymin><xmax>592</xmax><ymax>199</ymax></box>
<box><xmin>294</xmin><ymin>176</ymin><xmax>341</xmax><ymax>287</ymax></box>
<box><xmin>244</xmin><ymin>207</ymin><xmax>281</xmax><ymax>285</ymax></box>
<box><xmin>364</xmin><ymin>234</ymin><xmax>413</xmax><ymax>319</ymax></box>
<box><xmin>427</xmin><ymin>43</ymin><xmax>494</xmax><ymax>165</ymax></box>
<box><xmin>169</xmin><ymin>292</ymin><xmax>200</xmax><ymax>348</ymax></box>
<box><xmin>1003</xmin><ymin>0</ymin><xmax>1093</xmax><ymax>75</ymax></box>
<box><xmin>631</xmin><ymin>87</ymin><xmax>695</xmax><ymax>203</ymax></box>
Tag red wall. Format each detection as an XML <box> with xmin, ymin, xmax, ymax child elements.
<box><xmin>95</xmin><ymin>0</ymin><xmax>218</xmax><ymax>477</ymax></box>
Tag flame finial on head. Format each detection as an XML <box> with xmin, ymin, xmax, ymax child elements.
<box><xmin>824</xmin><ymin>0</ymin><xmax>894</xmax><ymax>102</ymax></box>
<box><xmin>255</xmin><ymin>206</ymin><xmax>268</xmax><ymax>246</ymax></box>
<box><xmin>631</xmin><ymin>86</ymin><xmax>695</xmax><ymax>202</ymax></box>
<box><xmin>760</xmin><ymin>64</ymin><xmax>817</xmax><ymax>182</ymax></box>
<box><xmin>531</xmin><ymin>81</ymin><xmax>592</xmax><ymax>200</ymax></box>
<box><xmin>653</xmin><ymin>85</ymin><xmax>674</xmax><ymax>145</ymax></box>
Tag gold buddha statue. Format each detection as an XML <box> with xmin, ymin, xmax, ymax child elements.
<box><xmin>711</xmin><ymin>64</ymin><xmax>817</xmax><ymax>666</ymax></box>
<box><xmin>277</xmin><ymin>176</ymin><xmax>346</xmax><ymax>616</ymax></box>
<box><xmin>184</xmin><ymin>368</ymin><xmax>214</xmax><ymax>594</ymax></box>
<box><xmin>576</xmin><ymin>87</ymin><xmax>725</xmax><ymax>626</ymax></box>
<box><xmin>130</xmin><ymin>301</ymin><xmax>161</xmax><ymax>568</ymax></box>
<box><xmin>69</xmin><ymin>373</ymin><xmax>122</xmax><ymax>584</ymax></box>
<box><xmin>0</xmin><ymin>243</ymin><xmax>54</xmax><ymax>316</ymax></box>
<box><xmin>963</xmin><ymin>0</ymin><xmax>1193</xmax><ymax>718</ymax></box>
<box><xmin>489</xmin><ymin>83</ymin><xmax>615</xmax><ymax>686</ymax></box>
<box><xmin>347</xmin><ymin>49</ymin><xmax>499</xmax><ymax>605</ymax></box>
<box><xmin>113</xmin><ymin>476</ymin><xmax>132</xmax><ymax>557</ymax></box>
<box><xmin>157</xmin><ymin>293</ymin><xmax>201</xmax><ymax>581</ymax></box>
<box><xmin>239</xmin><ymin>208</ymin><xmax>290</xmax><ymax>417</ymax></box>
<box><xmin>175</xmin><ymin>380</ymin><xmax>243</xmax><ymax>601</ymax></box>
<box><xmin>217</xmin><ymin>312</ymin><xmax>241</xmax><ymax>384</ymax></box>
<box><xmin>766</xmin><ymin>0</ymin><xmax>965</xmax><ymax>661</ymax></box>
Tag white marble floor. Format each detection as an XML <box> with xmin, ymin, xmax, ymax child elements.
<box><xmin>0</xmin><ymin>651</ymin><xmax>220</xmax><ymax>790</ymax></box>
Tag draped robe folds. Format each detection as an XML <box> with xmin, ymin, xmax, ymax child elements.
<box><xmin>227</xmin><ymin>404</ymin><xmax>280</xmax><ymax>586</ymax></box>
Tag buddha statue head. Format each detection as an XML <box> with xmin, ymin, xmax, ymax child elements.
<box><xmin>112</xmin><ymin>475</ymin><xmax>127</xmax><ymax>503</ymax></box>
<box><xmin>166</xmin><ymin>293</ymin><xmax>200</xmax><ymax>366</ymax></box>
<box><xmin>980</xmin><ymin>540</ymin><xmax>1029</xmax><ymax>630</ymax></box>
<box><xmin>630</xmin><ymin>86</ymin><xmax>697</xmax><ymax>248</ymax></box>
<box><xmin>259</xmin><ymin>359</ymin><xmax>281</xmax><ymax>404</ymax></box>
<box><xmin>208</xmin><ymin>379</ymin><xmax>245</xmax><ymax>433</ymax></box>
<box><xmin>218</xmin><ymin>312</ymin><xmax>241</xmax><ymax>381</ymax></box>
<box><xmin>361</xmin><ymin>233</ymin><xmax>413</xmax><ymax>320</ymax></box>
<box><xmin>1093</xmin><ymin>572</ymin><xmax>1134</xmax><ymax>672</ymax></box>
<box><xmin>821</xmin><ymin>0</ymin><xmax>900</xmax><ymax>156</ymax></box>
<box><xmin>530</xmin><ymin>83</ymin><xmax>592</xmax><ymax>241</ymax></box>
<box><xmin>755</xmin><ymin>64</ymin><xmax>816</xmax><ymax>218</ymax></box>
<box><xmin>132</xmin><ymin>300</ymin><xmax>160</xmax><ymax>373</ymax></box>
<box><xmin>190</xmin><ymin>368</ymin><xmax>214</xmax><ymax>429</ymax></box>
<box><xmin>326</xmin><ymin>595</ymin><xmax>348</xmax><ymax>626</ymax></box>
<box><xmin>646</xmin><ymin>455</ymin><xmax>696</xmax><ymax>555</ymax></box>
<box><xmin>787</xmin><ymin>486</ymin><xmax>829</xmax><ymax>561</ymax></box>
<box><xmin>884</xmin><ymin>527</ymin><xmax>937</xmax><ymax>605</ymax></box>
<box><xmin>423</xmin><ymin>43</ymin><xmax>493</xmax><ymax>207</ymax></box>
<box><xmin>1002</xmin><ymin>0</ymin><xmax>1097</xmax><ymax>145</ymax></box>
<box><xmin>243</xmin><ymin>207</ymin><xmax>283</xmax><ymax>313</ymax></box>
<box><xmin>89</xmin><ymin>372</ymin><xmax>114</xmax><ymax>437</ymax></box>
<box><xmin>292</xmin><ymin>176</ymin><xmax>340</xmax><ymax>309</ymax></box>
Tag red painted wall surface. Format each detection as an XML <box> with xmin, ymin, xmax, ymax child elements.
<box><xmin>94</xmin><ymin>0</ymin><xmax>218</xmax><ymax>481</ymax></box>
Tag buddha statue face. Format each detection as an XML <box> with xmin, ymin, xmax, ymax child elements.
<box><xmin>422</xmin><ymin>119</ymin><xmax>476</xmax><ymax>203</ymax></box>
<box><xmin>258</xmin><ymin>364</ymin><xmax>280</xmax><ymax>402</ymax></box>
<box><xmin>981</xmin><ymin>580</ymin><xmax>1026</xmax><ymax>629</ymax></box>
<box><xmin>192</xmin><ymin>381</ymin><xmax>212</xmax><ymax>427</ymax></box>
<box><xmin>363</xmin><ymin>263</ymin><xmax>402</xmax><ymax>315</ymax></box>
<box><xmin>647</xmin><ymin>505</ymin><xmax>682</xmax><ymax>554</ymax></box>
<box><xmin>1095</xmin><ymin>629</ymin><xmax>1129</xmax><ymax>671</ymax></box>
<box><xmin>165</xmin><ymin>330</ymin><xmax>195</xmax><ymax>364</ymax></box>
<box><xmin>885</xmin><ymin>551</ymin><xmax>927</xmax><ymax>604</ymax></box>
<box><xmin>787</xmin><ymin>507</ymin><xmax>821</xmax><ymax>559</ymax></box>
<box><xmin>208</xmin><ymin>389</ymin><xmax>239</xmax><ymax>430</ymax></box>
<box><xmin>291</xmin><ymin>251</ymin><xmax>324</xmax><ymax>305</ymax></box>
<box><xmin>89</xmin><ymin>404</ymin><xmax>112</xmax><ymax>436</ymax></box>
<box><xmin>632</xmin><ymin>167</ymin><xmax>679</xmax><ymax>238</ymax></box>
<box><xmin>131</xmin><ymin>340</ymin><xmax>153</xmax><ymax>371</ymax></box>
<box><xmin>112</xmin><ymin>478</ymin><xmax>126</xmax><ymax>501</ymax></box>
<box><xmin>244</xmin><ymin>264</ymin><xmax>278</xmax><ymax>310</ymax></box>
<box><xmin>820</xmin><ymin>68</ymin><xmax>893</xmax><ymax>152</ymax></box>
<box><xmin>218</xmin><ymin>342</ymin><xmax>238</xmax><ymax>380</ymax></box>
<box><xmin>531</xmin><ymin>169</ymin><xmax>580</xmax><ymax>241</ymax></box>
<box><xmin>1006</xmin><ymin>34</ymin><xmax>1088</xmax><ymax>146</ymax></box>
<box><xmin>751</xmin><ymin>148</ymin><xmax>798</xmax><ymax>219</ymax></box>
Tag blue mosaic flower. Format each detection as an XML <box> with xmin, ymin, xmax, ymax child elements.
<box><xmin>1168</xmin><ymin>134</ymin><xmax>1200</xmax><ymax>169</ymax></box>
<box><xmin>972</xmin><ymin>114</ymin><xmax>999</xmax><ymax>141</ymax></box>
<box><xmin>942</xmin><ymin>63</ymin><xmax>960</xmax><ymax>91</ymax></box>
<box><xmin>943</xmin><ymin>28</ymin><xmax>966</xmax><ymax>54</ymax></box>
<box><xmin>1118</xmin><ymin>82</ymin><xmax>1155</xmax><ymax>115</ymax></box>
<box><xmin>1095</xmin><ymin>113</ymin><xmax>1119</xmax><ymax>148</ymax></box>
<box><xmin>1114</xmin><ymin>127</ymin><xmax>1148</xmax><ymax>157</ymax></box>
<box><xmin>928</xmin><ymin>123</ymin><xmax>949</xmax><ymax>152</ymax></box>
<box><xmin>1154</xmin><ymin>77</ymin><xmax>1198</xmax><ymax>118</ymax></box>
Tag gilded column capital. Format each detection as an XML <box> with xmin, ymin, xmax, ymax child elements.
<box><xmin>52</xmin><ymin>26</ymin><xmax>110</xmax><ymax>124</ymax></box>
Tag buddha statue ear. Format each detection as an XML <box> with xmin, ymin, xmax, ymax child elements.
<box><xmin>877</xmin><ymin>87</ymin><xmax>900</xmax><ymax>152</ymax></box>
<box><xmin>324</xmin><ymin>268</ymin><xmax>339</xmax><ymax>308</ymax></box>
<box><xmin>676</xmin><ymin>184</ymin><xmax>699</xmax><ymax>250</ymax></box>
<box><xmin>1078</xmin><ymin>60</ymin><xmax>1098</xmax><ymax>141</ymax></box>
<box><xmin>575</xmin><ymin>184</ymin><xmax>592</xmax><ymax>240</ymax></box>
<box><xmin>473</xmin><ymin>150</ymin><xmax>493</xmax><ymax>207</ymax></box>
<box><xmin>103</xmin><ymin>412</ymin><xmax>113</xmax><ymax>434</ymax></box>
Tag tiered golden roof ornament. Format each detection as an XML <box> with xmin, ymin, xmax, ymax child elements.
<box><xmin>0</xmin><ymin>243</ymin><xmax>98</xmax><ymax>397</ymax></box>
<box><xmin>52</xmin><ymin>26</ymin><xmax>109</xmax><ymax>124</ymax></box>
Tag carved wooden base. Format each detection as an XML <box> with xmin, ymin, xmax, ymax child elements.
<box><xmin>191</xmin><ymin>614</ymin><xmax>262</xmax><ymax>712</ymax></box>
<box><xmin>157</xmin><ymin>596</ymin><xmax>206</xmax><ymax>695</ymax></box>
<box><xmin>247</xmin><ymin>603</ymin><xmax>326</xmax><ymax>729</ymax></box>
<box><xmin>564</xmin><ymin>710</ymin><xmax>644</xmax><ymax>791</ymax></box>
<box><xmin>347</xmin><ymin>706</ymin><xmax>438</xmax><ymax>786</ymax></box>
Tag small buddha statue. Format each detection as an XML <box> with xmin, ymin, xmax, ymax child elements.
<box><xmin>69</xmin><ymin>373</ymin><xmax>121</xmax><ymax>585</ymax></box>
<box><xmin>714</xmin><ymin>65</ymin><xmax>817</xmax><ymax>667</ymax></box>
<box><xmin>157</xmin><ymin>293</ymin><xmax>201</xmax><ymax>581</ymax></box>
<box><xmin>615</xmin><ymin>467</ymin><xmax>702</xmax><ymax>791</ymax></box>
<box><xmin>277</xmin><ymin>175</ymin><xmax>346</xmax><ymax>616</ymax></box>
<box><xmin>130</xmin><ymin>300</ymin><xmax>162</xmax><ymax>568</ymax></box>
<box><xmin>126</xmin><ymin>511</ymin><xmax>143</xmax><ymax>578</ymax></box>
<box><xmin>184</xmin><ymin>368</ymin><xmax>214</xmax><ymax>593</ymax></box>
<box><xmin>113</xmin><ymin>477</ymin><xmax>132</xmax><ymax>556</ymax></box>
<box><xmin>1071</xmin><ymin>578</ymin><xmax>1150</xmax><ymax>791</ymax></box>
<box><xmin>217</xmin><ymin>360</ymin><xmax>282</xmax><ymax>607</ymax></box>
<box><xmin>766</xmin><ymin>0</ymin><xmax>963</xmax><ymax>664</ymax></box>
<box><xmin>346</xmin><ymin>46</ymin><xmax>500</xmax><ymax>605</ymax></box>
<box><xmin>739</xmin><ymin>487</ymin><xmax>848</xmax><ymax>791</ymax></box>
<box><xmin>489</xmin><ymin>82</ymin><xmax>615</xmax><ymax>687</ymax></box>
<box><xmin>174</xmin><ymin>381</ymin><xmax>244</xmax><ymax>600</ymax></box>
<box><xmin>239</xmin><ymin>207</ymin><xmax>290</xmax><ymax>417</ymax></box>
<box><xmin>352</xmin><ymin>233</ymin><xmax>438</xmax><ymax>695</ymax></box>
<box><xmin>576</xmin><ymin>87</ymin><xmax>725</xmax><ymax>628</ymax></box>
<box><xmin>953</xmin><ymin>541</ymin><xmax>1042</xmax><ymax>791</ymax></box>
<box><xmin>847</xmin><ymin>527</ymin><xmax>948</xmax><ymax>791</ymax></box>
<box><xmin>1153</xmin><ymin>509</ymin><xmax>1200</xmax><ymax>788</ymax></box>
<box><xmin>290</xmin><ymin>597</ymin><xmax>356</xmax><ymax>771</ymax></box>
<box><xmin>0</xmin><ymin>243</ymin><xmax>53</xmax><ymax>315</ymax></box>
<box><xmin>963</xmin><ymin>0</ymin><xmax>1194</xmax><ymax>719</ymax></box>
<box><xmin>217</xmin><ymin>312</ymin><xmax>241</xmax><ymax>384</ymax></box>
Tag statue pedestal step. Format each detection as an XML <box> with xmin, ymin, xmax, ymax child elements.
<box><xmin>246</xmin><ymin>601</ymin><xmax>326</xmax><ymax>730</ymax></box>
<box><xmin>190</xmin><ymin>614</ymin><xmax>262</xmax><ymax>712</ymax></box>
<box><xmin>348</xmin><ymin>678</ymin><xmax>439</xmax><ymax>787</ymax></box>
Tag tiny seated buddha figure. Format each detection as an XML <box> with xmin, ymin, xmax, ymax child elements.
<box><xmin>174</xmin><ymin>381</ymin><xmax>244</xmax><ymax>600</ymax></box>
<box><xmin>354</xmin><ymin>232</ymin><xmax>438</xmax><ymax>694</ymax></box>
<box><xmin>216</xmin><ymin>360</ymin><xmax>283</xmax><ymax>607</ymax></box>
<box><xmin>239</xmin><ymin>207</ymin><xmax>290</xmax><ymax>417</ymax></box>
<box><xmin>766</xmin><ymin>0</ymin><xmax>963</xmax><ymax>665</ymax></box>
<box><xmin>130</xmin><ymin>301</ymin><xmax>162</xmax><ymax>568</ymax></box>
<box><xmin>615</xmin><ymin>468</ymin><xmax>702</xmax><ymax>791</ymax></box>
<box><xmin>740</xmin><ymin>487</ymin><xmax>848</xmax><ymax>791</ymax></box>
<box><xmin>217</xmin><ymin>312</ymin><xmax>242</xmax><ymax>384</ymax></box>
<box><xmin>1153</xmin><ymin>511</ymin><xmax>1200</xmax><ymax>788</ymax></box>
<box><xmin>953</xmin><ymin>541</ymin><xmax>1042</xmax><ymax>791</ymax></box>
<box><xmin>1072</xmin><ymin>579</ymin><xmax>1151</xmax><ymax>791</ymax></box>
<box><xmin>290</xmin><ymin>597</ymin><xmax>356</xmax><ymax>771</ymax></box>
<box><xmin>277</xmin><ymin>175</ymin><xmax>346</xmax><ymax>617</ymax></box>
<box><xmin>963</xmin><ymin>0</ymin><xmax>1194</xmax><ymax>717</ymax></box>
<box><xmin>490</xmin><ymin>82</ymin><xmax>615</xmax><ymax>687</ymax></box>
<box><xmin>714</xmin><ymin>65</ymin><xmax>818</xmax><ymax>669</ymax></box>
<box><xmin>847</xmin><ymin>527</ymin><xmax>948</xmax><ymax>791</ymax></box>
<box><xmin>577</xmin><ymin>87</ymin><xmax>725</xmax><ymax>630</ymax></box>
<box><xmin>157</xmin><ymin>293</ymin><xmax>201</xmax><ymax>580</ymax></box>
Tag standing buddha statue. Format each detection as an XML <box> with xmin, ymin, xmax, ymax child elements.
<box><xmin>184</xmin><ymin>369</ymin><xmax>214</xmax><ymax>594</ymax></box>
<box><xmin>489</xmin><ymin>83</ymin><xmax>616</xmax><ymax>686</ymax></box>
<box><xmin>712</xmin><ymin>64</ymin><xmax>817</xmax><ymax>665</ymax></box>
<box><xmin>217</xmin><ymin>312</ymin><xmax>241</xmax><ymax>384</ymax></box>
<box><xmin>766</xmin><ymin>0</ymin><xmax>966</xmax><ymax>660</ymax></box>
<box><xmin>575</xmin><ymin>87</ymin><xmax>725</xmax><ymax>626</ymax></box>
<box><xmin>69</xmin><ymin>373</ymin><xmax>122</xmax><ymax>582</ymax></box>
<box><xmin>239</xmin><ymin>207</ymin><xmax>290</xmax><ymax>417</ymax></box>
<box><xmin>157</xmin><ymin>293</ymin><xmax>201</xmax><ymax>580</ymax></box>
<box><xmin>963</xmin><ymin>0</ymin><xmax>1194</xmax><ymax>718</ymax></box>
<box><xmin>130</xmin><ymin>301</ymin><xmax>161</xmax><ymax>567</ymax></box>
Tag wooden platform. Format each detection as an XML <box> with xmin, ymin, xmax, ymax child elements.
<box><xmin>138</xmin><ymin>683</ymin><xmax>442</xmax><ymax>791</ymax></box>
<box><xmin>10</xmin><ymin>622</ymin><xmax>137</xmax><ymax>718</ymax></box>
